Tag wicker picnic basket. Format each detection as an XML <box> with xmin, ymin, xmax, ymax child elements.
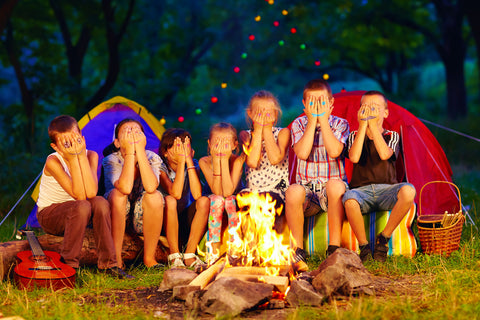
<box><xmin>417</xmin><ymin>181</ymin><xmax>465</xmax><ymax>256</ymax></box>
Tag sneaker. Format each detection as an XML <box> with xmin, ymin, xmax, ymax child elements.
<box><xmin>103</xmin><ymin>267</ymin><xmax>135</xmax><ymax>279</ymax></box>
<box><xmin>291</xmin><ymin>247</ymin><xmax>309</xmax><ymax>273</ymax></box>
<box><xmin>373</xmin><ymin>234</ymin><xmax>389</xmax><ymax>262</ymax></box>
<box><xmin>359</xmin><ymin>244</ymin><xmax>373</xmax><ymax>262</ymax></box>
<box><xmin>325</xmin><ymin>245</ymin><xmax>340</xmax><ymax>257</ymax></box>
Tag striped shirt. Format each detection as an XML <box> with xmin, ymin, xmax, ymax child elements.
<box><xmin>346</xmin><ymin>129</ymin><xmax>400</xmax><ymax>188</ymax></box>
<box><xmin>291</xmin><ymin>115</ymin><xmax>349</xmax><ymax>185</ymax></box>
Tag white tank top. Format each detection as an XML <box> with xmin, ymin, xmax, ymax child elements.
<box><xmin>37</xmin><ymin>152</ymin><xmax>76</xmax><ymax>211</ymax></box>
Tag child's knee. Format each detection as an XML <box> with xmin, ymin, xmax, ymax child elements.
<box><xmin>72</xmin><ymin>200</ymin><xmax>92</xmax><ymax>221</ymax></box>
<box><xmin>196</xmin><ymin>196</ymin><xmax>210</xmax><ymax>210</ymax></box>
<box><xmin>326</xmin><ymin>179</ymin><xmax>346</xmax><ymax>197</ymax></box>
<box><xmin>344</xmin><ymin>198</ymin><xmax>360</xmax><ymax>212</ymax></box>
<box><xmin>399</xmin><ymin>185</ymin><xmax>416</xmax><ymax>202</ymax></box>
<box><xmin>285</xmin><ymin>184</ymin><xmax>305</xmax><ymax>204</ymax></box>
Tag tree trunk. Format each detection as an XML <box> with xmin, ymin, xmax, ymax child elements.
<box><xmin>0</xmin><ymin>229</ymin><xmax>169</xmax><ymax>280</ymax></box>
<box><xmin>443</xmin><ymin>52</ymin><xmax>467</xmax><ymax>118</ymax></box>
<box><xmin>464</xmin><ymin>0</ymin><xmax>480</xmax><ymax>102</ymax></box>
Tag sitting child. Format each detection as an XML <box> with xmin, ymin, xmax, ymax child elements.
<box><xmin>342</xmin><ymin>90</ymin><xmax>416</xmax><ymax>262</ymax></box>
<box><xmin>158</xmin><ymin>128</ymin><xmax>210</xmax><ymax>268</ymax></box>
<box><xmin>103</xmin><ymin>118</ymin><xmax>164</xmax><ymax>269</ymax></box>
<box><xmin>199</xmin><ymin>122</ymin><xmax>245</xmax><ymax>264</ymax></box>
<box><xmin>285</xmin><ymin>79</ymin><xmax>350</xmax><ymax>272</ymax></box>
<box><xmin>238</xmin><ymin>90</ymin><xmax>290</xmax><ymax>232</ymax></box>
<box><xmin>37</xmin><ymin>115</ymin><xmax>131</xmax><ymax>278</ymax></box>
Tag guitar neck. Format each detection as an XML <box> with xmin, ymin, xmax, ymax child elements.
<box><xmin>25</xmin><ymin>231</ymin><xmax>46</xmax><ymax>258</ymax></box>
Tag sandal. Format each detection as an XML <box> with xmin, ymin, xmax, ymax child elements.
<box><xmin>168</xmin><ymin>252</ymin><xmax>185</xmax><ymax>268</ymax></box>
<box><xmin>183</xmin><ymin>253</ymin><xmax>206</xmax><ymax>268</ymax></box>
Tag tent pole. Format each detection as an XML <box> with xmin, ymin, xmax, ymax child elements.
<box><xmin>0</xmin><ymin>172</ymin><xmax>42</xmax><ymax>228</ymax></box>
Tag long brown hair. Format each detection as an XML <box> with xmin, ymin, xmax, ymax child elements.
<box><xmin>158</xmin><ymin>128</ymin><xmax>192</xmax><ymax>171</ymax></box>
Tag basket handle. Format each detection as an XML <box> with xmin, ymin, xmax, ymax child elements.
<box><xmin>419</xmin><ymin>180</ymin><xmax>462</xmax><ymax>216</ymax></box>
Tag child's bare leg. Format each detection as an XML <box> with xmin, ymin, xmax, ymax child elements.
<box><xmin>326</xmin><ymin>179</ymin><xmax>346</xmax><ymax>247</ymax></box>
<box><xmin>382</xmin><ymin>185</ymin><xmax>416</xmax><ymax>237</ymax></box>
<box><xmin>344</xmin><ymin>199</ymin><xmax>368</xmax><ymax>244</ymax></box>
<box><xmin>285</xmin><ymin>184</ymin><xmax>306</xmax><ymax>249</ymax></box>
<box><xmin>164</xmin><ymin>195</ymin><xmax>180</xmax><ymax>254</ymax></box>
<box><xmin>141</xmin><ymin>191</ymin><xmax>164</xmax><ymax>267</ymax></box>
<box><xmin>184</xmin><ymin>196</ymin><xmax>209</xmax><ymax>266</ymax></box>
<box><xmin>109</xmin><ymin>189</ymin><xmax>128</xmax><ymax>268</ymax></box>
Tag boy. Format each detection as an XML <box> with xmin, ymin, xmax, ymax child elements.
<box><xmin>342</xmin><ymin>91</ymin><xmax>416</xmax><ymax>262</ymax></box>
<box><xmin>36</xmin><ymin>115</ymin><xmax>131</xmax><ymax>278</ymax></box>
<box><xmin>285</xmin><ymin>79</ymin><xmax>350</xmax><ymax>272</ymax></box>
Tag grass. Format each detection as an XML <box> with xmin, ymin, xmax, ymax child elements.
<box><xmin>1</xmin><ymin>223</ymin><xmax>480</xmax><ymax>319</ymax></box>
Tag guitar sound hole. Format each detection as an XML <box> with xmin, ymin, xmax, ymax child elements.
<box><xmin>30</xmin><ymin>256</ymin><xmax>49</xmax><ymax>262</ymax></box>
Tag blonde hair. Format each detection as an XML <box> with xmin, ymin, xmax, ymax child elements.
<box><xmin>246</xmin><ymin>90</ymin><xmax>282</xmax><ymax>128</ymax></box>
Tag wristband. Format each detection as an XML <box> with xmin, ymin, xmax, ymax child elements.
<box><xmin>213</xmin><ymin>173</ymin><xmax>221</xmax><ymax>176</ymax></box>
<box><xmin>187</xmin><ymin>166</ymin><xmax>196</xmax><ymax>170</ymax></box>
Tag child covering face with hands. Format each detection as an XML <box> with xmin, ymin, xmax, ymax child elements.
<box><xmin>158</xmin><ymin>128</ymin><xmax>210</xmax><ymax>268</ymax></box>
<box><xmin>285</xmin><ymin>79</ymin><xmax>350</xmax><ymax>273</ymax></box>
<box><xmin>199</xmin><ymin>122</ymin><xmax>245</xmax><ymax>265</ymax></box>
<box><xmin>103</xmin><ymin>118</ymin><xmax>164</xmax><ymax>269</ymax></box>
<box><xmin>342</xmin><ymin>91</ymin><xmax>416</xmax><ymax>262</ymax></box>
<box><xmin>238</xmin><ymin>90</ymin><xmax>290</xmax><ymax>232</ymax></box>
<box><xmin>37</xmin><ymin>115</ymin><xmax>129</xmax><ymax>278</ymax></box>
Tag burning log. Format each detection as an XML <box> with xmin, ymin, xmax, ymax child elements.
<box><xmin>189</xmin><ymin>256</ymin><xmax>226</xmax><ymax>289</ymax></box>
<box><xmin>215</xmin><ymin>273</ymin><xmax>289</xmax><ymax>293</ymax></box>
<box><xmin>220</xmin><ymin>265</ymin><xmax>290</xmax><ymax>277</ymax></box>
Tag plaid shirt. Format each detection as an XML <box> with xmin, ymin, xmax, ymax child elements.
<box><xmin>291</xmin><ymin>115</ymin><xmax>349</xmax><ymax>185</ymax></box>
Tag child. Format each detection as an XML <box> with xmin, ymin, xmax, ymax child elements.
<box><xmin>342</xmin><ymin>90</ymin><xmax>416</xmax><ymax>262</ymax></box>
<box><xmin>36</xmin><ymin>115</ymin><xmax>130</xmax><ymax>278</ymax></box>
<box><xmin>199</xmin><ymin>123</ymin><xmax>245</xmax><ymax>264</ymax></box>
<box><xmin>103</xmin><ymin>118</ymin><xmax>164</xmax><ymax>269</ymax></box>
<box><xmin>238</xmin><ymin>90</ymin><xmax>290</xmax><ymax>229</ymax></box>
<box><xmin>285</xmin><ymin>79</ymin><xmax>350</xmax><ymax>272</ymax></box>
<box><xmin>158</xmin><ymin>128</ymin><xmax>210</xmax><ymax>268</ymax></box>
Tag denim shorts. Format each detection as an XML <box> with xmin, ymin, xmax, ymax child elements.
<box><xmin>342</xmin><ymin>183</ymin><xmax>415</xmax><ymax>215</ymax></box>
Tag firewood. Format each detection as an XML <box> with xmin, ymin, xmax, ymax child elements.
<box><xmin>220</xmin><ymin>265</ymin><xmax>289</xmax><ymax>277</ymax></box>
<box><xmin>0</xmin><ymin>229</ymin><xmax>169</xmax><ymax>280</ymax></box>
<box><xmin>215</xmin><ymin>273</ymin><xmax>289</xmax><ymax>293</ymax></box>
<box><xmin>189</xmin><ymin>257</ymin><xmax>226</xmax><ymax>289</ymax></box>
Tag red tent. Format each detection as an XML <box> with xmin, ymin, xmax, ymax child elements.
<box><xmin>288</xmin><ymin>91</ymin><xmax>460</xmax><ymax>217</ymax></box>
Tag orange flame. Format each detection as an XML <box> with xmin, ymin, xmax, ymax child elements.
<box><xmin>226</xmin><ymin>191</ymin><xmax>292</xmax><ymax>275</ymax></box>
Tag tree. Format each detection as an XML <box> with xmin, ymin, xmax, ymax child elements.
<box><xmin>378</xmin><ymin>0</ymin><xmax>469</xmax><ymax>118</ymax></box>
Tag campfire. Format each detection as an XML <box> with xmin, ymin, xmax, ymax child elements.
<box><xmin>160</xmin><ymin>191</ymin><xmax>375</xmax><ymax>317</ymax></box>
<box><xmin>196</xmin><ymin>191</ymin><xmax>294</xmax><ymax>293</ymax></box>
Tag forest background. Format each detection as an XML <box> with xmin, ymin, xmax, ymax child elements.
<box><xmin>0</xmin><ymin>0</ymin><xmax>479</xmax><ymax>230</ymax></box>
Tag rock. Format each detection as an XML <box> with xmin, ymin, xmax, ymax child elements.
<box><xmin>200</xmin><ymin>276</ymin><xmax>273</xmax><ymax>317</ymax></box>
<box><xmin>312</xmin><ymin>248</ymin><xmax>373</xmax><ymax>297</ymax></box>
<box><xmin>158</xmin><ymin>268</ymin><xmax>198</xmax><ymax>291</ymax></box>
<box><xmin>286</xmin><ymin>279</ymin><xmax>325</xmax><ymax>307</ymax></box>
<box><xmin>172</xmin><ymin>285</ymin><xmax>201</xmax><ymax>301</ymax></box>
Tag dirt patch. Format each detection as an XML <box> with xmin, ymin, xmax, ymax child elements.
<box><xmin>81</xmin><ymin>274</ymin><xmax>432</xmax><ymax>319</ymax></box>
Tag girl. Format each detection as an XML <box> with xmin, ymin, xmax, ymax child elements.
<box><xmin>103</xmin><ymin>118</ymin><xmax>164</xmax><ymax>269</ymax></box>
<box><xmin>238</xmin><ymin>90</ymin><xmax>290</xmax><ymax>229</ymax></box>
<box><xmin>199</xmin><ymin>122</ymin><xmax>245</xmax><ymax>264</ymax></box>
<box><xmin>158</xmin><ymin>128</ymin><xmax>210</xmax><ymax>268</ymax></box>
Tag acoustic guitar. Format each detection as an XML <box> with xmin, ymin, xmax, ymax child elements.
<box><xmin>14</xmin><ymin>230</ymin><xmax>76</xmax><ymax>290</ymax></box>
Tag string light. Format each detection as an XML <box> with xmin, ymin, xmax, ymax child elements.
<box><xmin>164</xmin><ymin>3</ymin><xmax>329</xmax><ymax>123</ymax></box>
